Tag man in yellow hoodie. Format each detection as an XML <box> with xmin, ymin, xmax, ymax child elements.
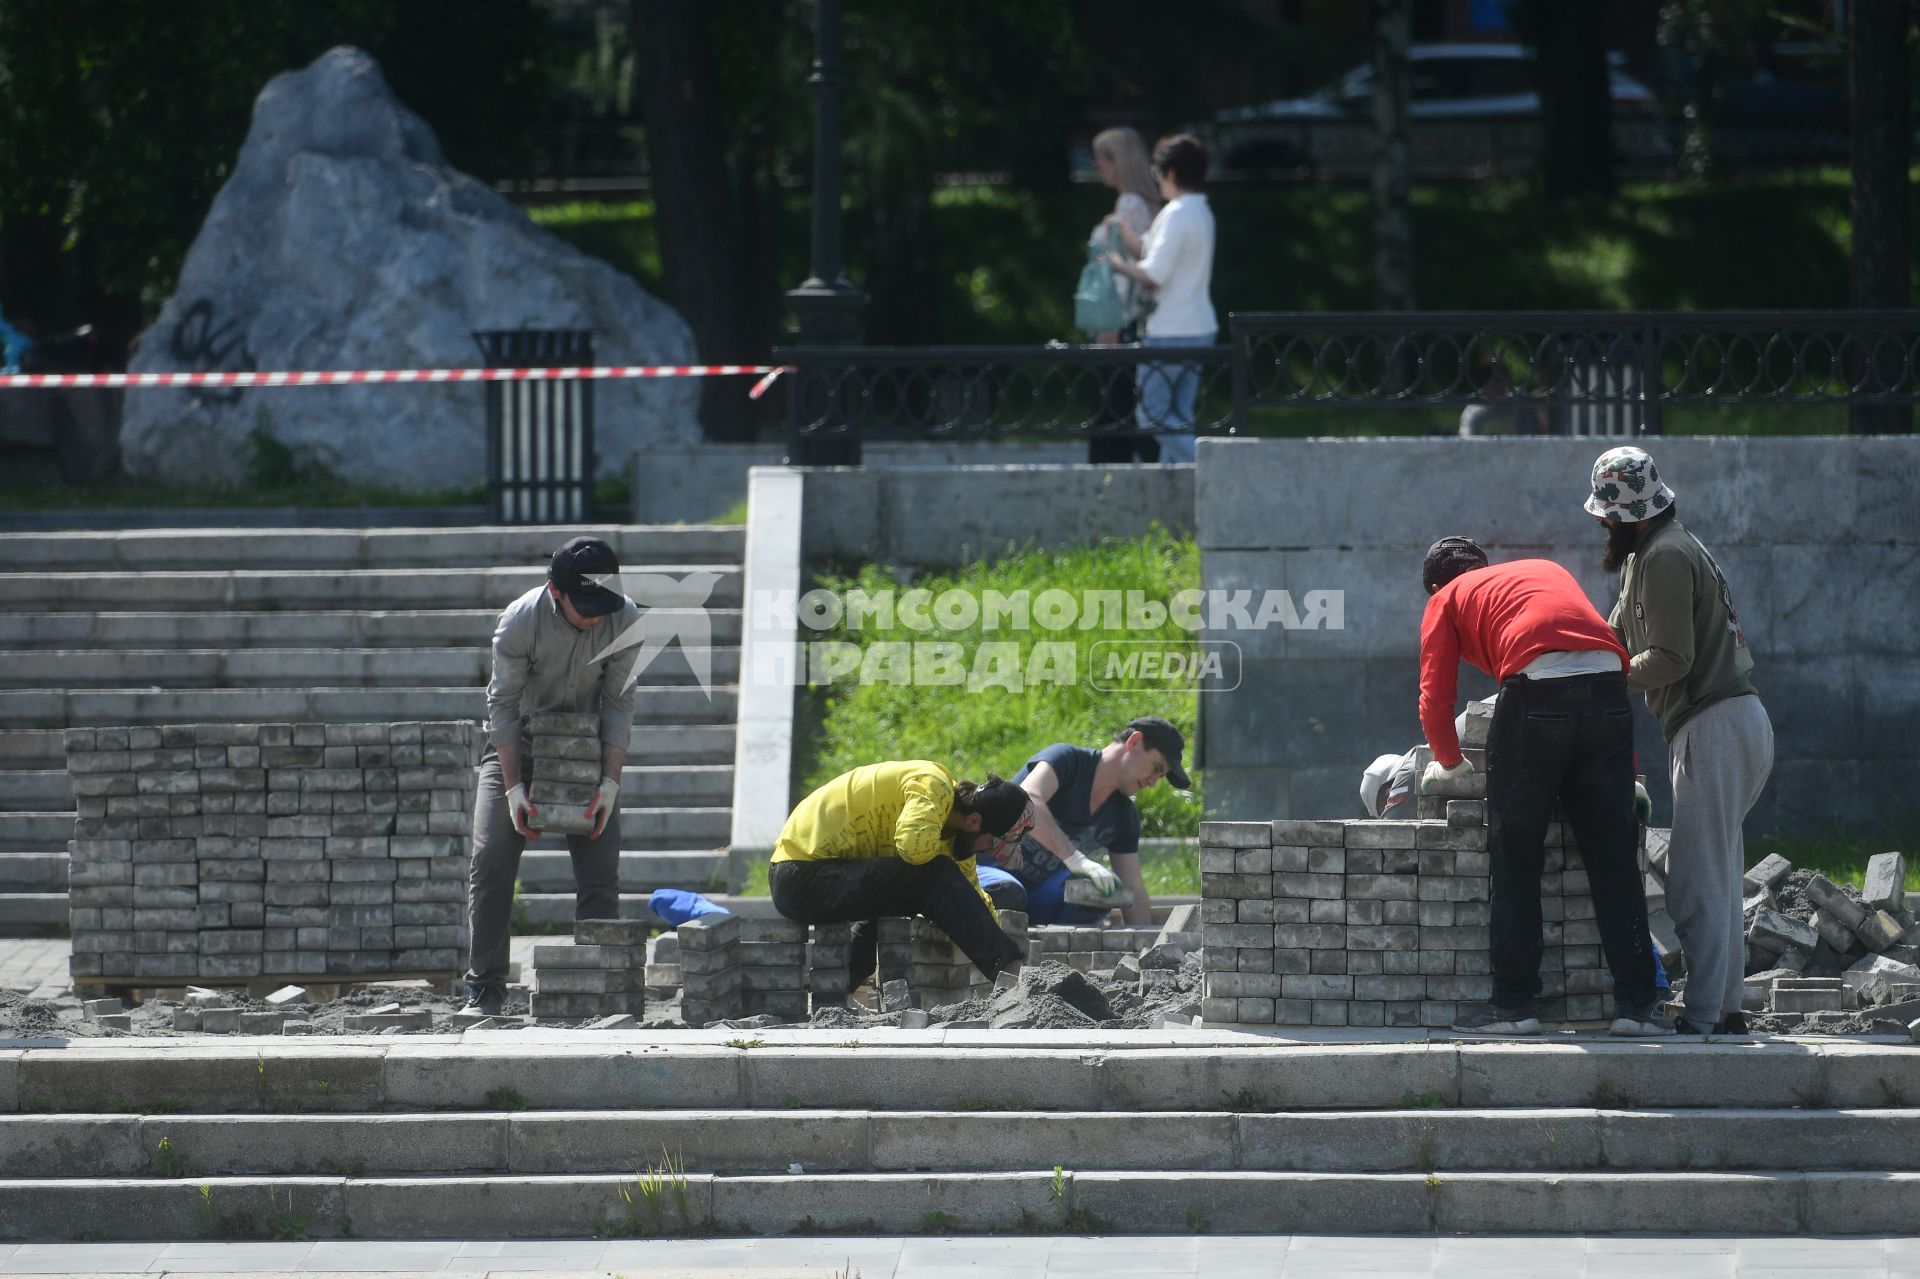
<box><xmin>770</xmin><ymin>761</ymin><xmax>1033</xmax><ymax>989</ymax></box>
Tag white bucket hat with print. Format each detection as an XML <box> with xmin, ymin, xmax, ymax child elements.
<box><xmin>1584</xmin><ymin>446</ymin><xmax>1677</xmax><ymax>523</ymax></box>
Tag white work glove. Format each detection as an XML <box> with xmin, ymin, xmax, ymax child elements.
<box><xmin>1420</xmin><ymin>757</ymin><xmax>1474</xmax><ymax>793</ymax></box>
<box><xmin>505</xmin><ymin>784</ymin><xmax>539</xmax><ymax>837</ymax></box>
<box><xmin>586</xmin><ymin>778</ymin><xmax>620</xmax><ymax>839</ymax></box>
<box><xmin>1064</xmin><ymin>850</ymin><xmax>1119</xmax><ymax>896</ymax></box>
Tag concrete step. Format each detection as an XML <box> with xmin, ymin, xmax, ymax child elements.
<box><xmin>0</xmin><ymin>813</ymin><xmax>72</xmax><ymax>851</ymax></box>
<box><xmin>0</xmin><ymin>1167</ymin><xmax>1911</xmax><ymax>1239</ymax></box>
<box><xmin>517</xmin><ymin>849</ymin><xmax>729</xmax><ymax>894</ymax></box>
<box><xmin>2</xmin><ymin>722</ymin><xmax>730</xmax><ymax>768</ymax></box>
<box><xmin>0</xmin><ymin>851</ymin><xmax>67</xmax><ymax>891</ymax></box>
<box><xmin>615</xmin><ymin>765</ymin><xmax>733</xmax><ymax>805</ymax></box>
<box><xmin>5</xmin><ymin>1108</ymin><xmax>1918</xmax><ymax>1180</ymax></box>
<box><xmin>0</xmin><ymin>731</ymin><xmax>62</xmax><ymax>770</ymax></box>
<box><xmin>0</xmin><ymin>566</ymin><xmax>743</xmax><ymax>613</ymax></box>
<box><xmin>0</xmin><ymin>645</ymin><xmax>740</xmax><ymax>689</ymax></box>
<box><xmin>9</xmin><ymin>1042</ymin><xmax>1916</xmax><ymax>1117</ymax></box>
<box><xmin>0</xmin><ymin>686</ymin><xmax>737</xmax><ymax>728</ymax></box>
<box><xmin>0</xmin><ymin>771</ymin><xmax>70</xmax><ymax>810</ymax></box>
<box><xmin>0</xmin><ymin>892</ymin><xmax>64</xmax><ymax>930</ymax></box>
<box><xmin>0</xmin><ymin>526</ymin><xmax>745</xmax><ymax>571</ymax></box>
<box><xmin>0</xmin><ymin>607</ymin><xmax>744</xmax><ymax>648</ymax></box>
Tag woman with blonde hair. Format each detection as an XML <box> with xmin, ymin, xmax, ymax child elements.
<box><xmin>1087</xmin><ymin>127</ymin><xmax>1163</xmax><ymax>461</ymax></box>
<box><xmin>1090</xmin><ymin>127</ymin><xmax>1161</xmax><ymax>341</ymax></box>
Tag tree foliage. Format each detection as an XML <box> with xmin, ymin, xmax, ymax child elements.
<box><xmin>0</xmin><ymin>0</ymin><xmax>552</xmax><ymax>342</ymax></box>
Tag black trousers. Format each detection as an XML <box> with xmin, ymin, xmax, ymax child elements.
<box><xmin>769</xmin><ymin>857</ymin><xmax>1023</xmax><ymax>986</ymax></box>
<box><xmin>1486</xmin><ymin>672</ymin><xmax>1658</xmax><ymax>1010</ymax></box>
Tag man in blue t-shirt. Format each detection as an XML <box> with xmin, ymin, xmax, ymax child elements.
<box><xmin>976</xmin><ymin>716</ymin><xmax>1190</xmax><ymax>927</ymax></box>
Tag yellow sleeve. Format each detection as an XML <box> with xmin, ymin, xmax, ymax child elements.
<box><xmin>893</xmin><ymin>768</ymin><xmax>955</xmax><ymax>865</ymax></box>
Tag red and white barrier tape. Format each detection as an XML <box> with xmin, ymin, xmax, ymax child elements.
<box><xmin>0</xmin><ymin>363</ymin><xmax>794</xmax><ymax>400</ymax></box>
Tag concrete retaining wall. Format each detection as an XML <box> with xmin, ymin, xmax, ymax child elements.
<box><xmin>800</xmin><ymin>463</ymin><xmax>1193</xmax><ymax>566</ymax></box>
<box><xmin>1195</xmin><ymin>436</ymin><xmax>1920</xmax><ymax>837</ymax></box>
<box><xmin>632</xmin><ymin>441</ymin><xmax>1088</xmax><ymax>525</ymax></box>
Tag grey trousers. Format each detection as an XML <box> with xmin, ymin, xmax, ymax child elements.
<box><xmin>1667</xmin><ymin>694</ymin><xmax>1774</xmax><ymax>1025</ymax></box>
<box><xmin>463</xmin><ymin>750</ymin><xmax>621</xmax><ymax>992</ymax></box>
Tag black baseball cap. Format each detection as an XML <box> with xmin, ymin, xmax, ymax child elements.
<box><xmin>1126</xmin><ymin>715</ymin><xmax>1191</xmax><ymax>790</ymax></box>
<box><xmin>548</xmin><ymin>536</ymin><xmax>626</xmax><ymax>617</ymax></box>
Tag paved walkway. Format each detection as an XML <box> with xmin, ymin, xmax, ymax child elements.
<box><xmin>0</xmin><ymin>939</ymin><xmax>68</xmax><ymax>1001</ymax></box>
<box><xmin>0</xmin><ymin>1235</ymin><xmax>1916</xmax><ymax>1276</ymax></box>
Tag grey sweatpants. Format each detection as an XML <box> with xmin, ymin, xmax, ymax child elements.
<box><xmin>463</xmin><ymin>750</ymin><xmax>621</xmax><ymax>992</ymax></box>
<box><xmin>1667</xmin><ymin>694</ymin><xmax>1774</xmax><ymax>1025</ymax></box>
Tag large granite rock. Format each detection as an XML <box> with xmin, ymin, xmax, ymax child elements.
<box><xmin>122</xmin><ymin>47</ymin><xmax>699</xmax><ymax>489</ymax></box>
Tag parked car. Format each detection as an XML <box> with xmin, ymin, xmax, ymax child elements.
<box><xmin>1207</xmin><ymin>43</ymin><xmax>1667</xmax><ymax>177</ymax></box>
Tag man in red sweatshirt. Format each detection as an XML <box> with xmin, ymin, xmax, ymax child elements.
<box><xmin>1418</xmin><ymin>536</ymin><xmax>1670</xmax><ymax>1037</ymax></box>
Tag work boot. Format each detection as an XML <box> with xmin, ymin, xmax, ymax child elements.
<box><xmin>461</xmin><ymin>984</ymin><xmax>504</xmax><ymax>1017</ymax></box>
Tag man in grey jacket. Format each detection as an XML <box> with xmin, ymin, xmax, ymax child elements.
<box><xmin>461</xmin><ymin>536</ymin><xmax>639</xmax><ymax>1015</ymax></box>
<box><xmin>1589</xmin><ymin>447</ymin><xmax>1773</xmax><ymax>1036</ymax></box>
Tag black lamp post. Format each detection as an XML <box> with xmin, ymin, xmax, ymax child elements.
<box><xmin>786</xmin><ymin>0</ymin><xmax>865</xmax><ymax>463</ymax></box>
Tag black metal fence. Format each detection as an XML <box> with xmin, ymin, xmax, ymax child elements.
<box><xmin>778</xmin><ymin>311</ymin><xmax>1920</xmax><ymax>455</ymax></box>
<box><xmin>476</xmin><ymin>329</ymin><xmax>596</xmax><ymax>524</ymax></box>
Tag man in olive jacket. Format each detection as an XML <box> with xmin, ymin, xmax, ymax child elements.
<box><xmin>1588</xmin><ymin>447</ymin><xmax>1774</xmax><ymax>1035</ymax></box>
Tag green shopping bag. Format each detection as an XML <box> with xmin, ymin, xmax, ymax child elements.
<box><xmin>1073</xmin><ymin>233</ymin><xmax>1129</xmax><ymax>335</ymax></box>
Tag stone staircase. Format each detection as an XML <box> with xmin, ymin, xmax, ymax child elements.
<box><xmin>0</xmin><ymin>527</ymin><xmax>745</xmax><ymax>937</ymax></box>
<box><xmin>1</xmin><ymin>1034</ymin><xmax>1916</xmax><ymax>1239</ymax></box>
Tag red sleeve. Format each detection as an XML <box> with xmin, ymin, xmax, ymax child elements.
<box><xmin>1419</xmin><ymin>592</ymin><xmax>1464</xmax><ymax>767</ymax></box>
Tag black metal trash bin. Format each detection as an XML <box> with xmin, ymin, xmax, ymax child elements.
<box><xmin>474</xmin><ymin>329</ymin><xmax>596</xmax><ymax>523</ymax></box>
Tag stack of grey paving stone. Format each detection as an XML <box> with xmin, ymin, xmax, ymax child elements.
<box><xmin>1028</xmin><ymin>923</ymin><xmax>1162</xmax><ymax>973</ymax></box>
<box><xmin>528</xmin><ymin>919</ymin><xmax>649</xmax><ymax>1020</ymax></box>
<box><xmin>807</xmin><ymin>923</ymin><xmax>854</xmax><ymax>1008</ymax></box>
<box><xmin>1199</xmin><ymin>700</ymin><xmax>1619</xmax><ymax>1028</ymax></box>
<box><xmin>1739</xmin><ymin>851</ymin><xmax>1920</xmax><ymax>1019</ymax></box>
<box><xmin>737</xmin><ymin>917</ymin><xmax>809</xmax><ymax>1020</ymax></box>
<box><xmin>64</xmin><ymin>722</ymin><xmax>476</xmax><ymax>984</ymax></box>
<box><xmin>524</xmin><ymin>711</ymin><xmax>600</xmax><ymax>835</ymax></box>
<box><xmin>677</xmin><ymin>913</ymin><xmax>744</xmax><ymax>1024</ymax></box>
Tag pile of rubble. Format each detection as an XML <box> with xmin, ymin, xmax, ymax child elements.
<box><xmin>1726</xmin><ymin>850</ymin><xmax>1919</xmax><ymax>1033</ymax></box>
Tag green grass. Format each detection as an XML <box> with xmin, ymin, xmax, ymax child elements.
<box><xmin>1750</xmin><ymin>834</ymin><xmax>1920</xmax><ymax>892</ymax></box>
<box><xmin>796</xmin><ymin>525</ymin><xmax>1203</xmax><ymax>840</ymax></box>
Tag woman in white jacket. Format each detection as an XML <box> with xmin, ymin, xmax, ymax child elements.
<box><xmin>1107</xmin><ymin>133</ymin><xmax>1217</xmax><ymax>465</ymax></box>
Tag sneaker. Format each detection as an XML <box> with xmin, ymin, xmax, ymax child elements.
<box><xmin>461</xmin><ymin>985</ymin><xmax>504</xmax><ymax>1017</ymax></box>
<box><xmin>1714</xmin><ymin>1011</ymin><xmax>1750</xmax><ymax>1035</ymax></box>
<box><xmin>1610</xmin><ymin>1003</ymin><xmax>1676</xmax><ymax>1037</ymax></box>
<box><xmin>1672</xmin><ymin>1017</ymin><xmax>1714</xmax><ymax>1035</ymax></box>
<box><xmin>1451</xmin><ymin>1001</ymin><xmax>1543</xmax><ymax>1035</ymax></box>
